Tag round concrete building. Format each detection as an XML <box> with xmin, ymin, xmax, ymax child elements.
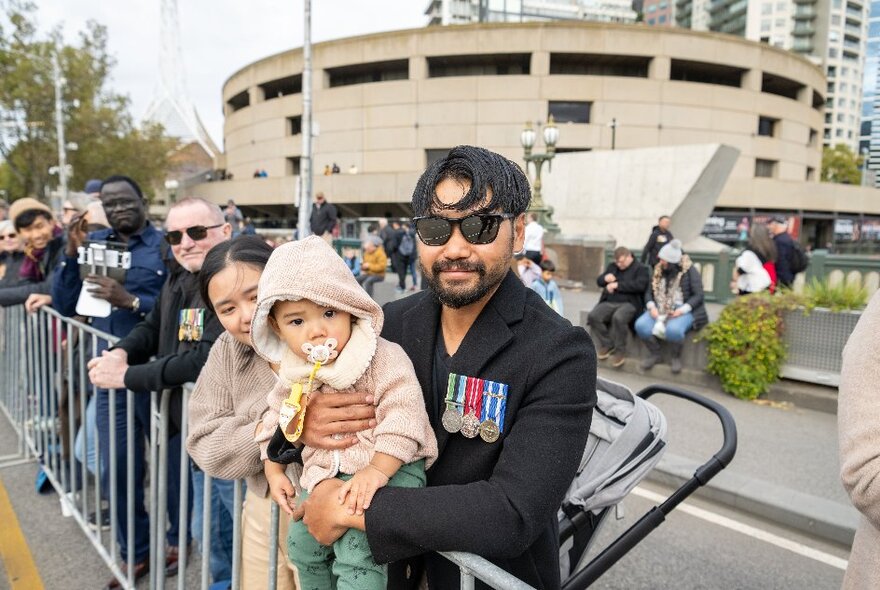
<box><xmin>194</xmin><ymin>21</ymin><xmax>827</xmax><ymax>230</ymax></box>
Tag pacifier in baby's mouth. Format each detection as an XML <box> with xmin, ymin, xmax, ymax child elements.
<box><xmin>302</xmin><ymin>338</ymin><xmax>339</xmax><ymax>364</ymax></box>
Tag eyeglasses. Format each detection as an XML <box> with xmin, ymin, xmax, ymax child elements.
<box><xmin>1</xmin><ymin>234</ymin><xmax>17</xmax><ymax>240</ymax></box>
<box><xmin>164</xmin><ymin>223</ymin><xmax>224</xmax><ymax>245</ymax></box>
<box><xmin>413</xmin><ymin>213</ymin><xmax>515</xmax><ymax>246</ymax></box>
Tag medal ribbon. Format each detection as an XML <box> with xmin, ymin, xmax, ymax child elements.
<box><xmin>464</xmin><ymin>376</ymin><xmax>483</xmax><ymax>419</ymax></box>
<box><xmin>480</xmin><ymin>380</ymin><xmax>508</xmax><ymax>433</ymax></box>
<box><xmin>445</xmin><ymin>373</ymin><xmax>465</xmax><ymax>413</ymax></box>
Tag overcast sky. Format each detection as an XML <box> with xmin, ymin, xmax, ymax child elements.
<box><xmin>32</xmin><ymin>1</ymin><xmax>427</xmax><ymax>144</ymax></box>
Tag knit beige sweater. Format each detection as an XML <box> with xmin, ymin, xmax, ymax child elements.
<box><xmin>252</xmin><ymin>236</ymin><xmax>437</xmax><ymax>492</ymax></box>
<box><xmin>839</xmin><ymin>290</ymin><xmax>880</xmax><ymax>589</ymax></box>
<box><xmin>187</xmin><ymin>331</ymin><xmax>300</xmax><ymax>497</ymax></box>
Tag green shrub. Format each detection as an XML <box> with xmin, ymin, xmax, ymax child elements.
<box><xmin>801</xmin><ymin>278</ymin><xmax>868</xmax><ymax>312</ymax></box>
<box><xmin>701</xmin><ymin>292</ymin><xmax>797</xmax><ymax>400</ymax></box>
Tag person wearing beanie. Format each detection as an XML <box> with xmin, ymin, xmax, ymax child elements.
<box><xmin>634</xmin><ymin>239</ymin><xmax>708</xmax><ymax>374</ymax></box>
<box><xmin>253</xmin><ymin>236</ymin><xmax>437</xmax><ymax>590</ymax></box>
<box><xmin>0</xmin><ymin>197</ymin><xmax>63</xmax><ymax>307</ymax></box>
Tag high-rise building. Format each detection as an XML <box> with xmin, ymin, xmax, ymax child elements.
<box><xmin>862</xmin><ymin>0</ymin><xmax>879</xmax><ymax>185</ymax></box>
<box><xmin>425</xmin><ymin>0</ymin><xmax>637</xmax><ymax>26</ymax></box>
<box><xmin>643</xmin><ymin>0</ymin><xmax>675</xmax><ymax>26</ymax></box>
<box><xmin>671</xmin><ymin>0</ymin><xmax>869</xmax><ymax>152</ymax></box>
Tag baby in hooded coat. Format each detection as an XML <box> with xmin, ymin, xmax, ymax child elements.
<box><xmin>252</xmin><ymin>236</ymin><xmax>437</xmax><ymax>590</ymax></box>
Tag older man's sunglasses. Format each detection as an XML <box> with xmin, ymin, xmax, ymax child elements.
<box><xmin>413</xmin><ymin>213</ymin><xmax>515</xmax><ymax>246</ymax></box>
<box><xmin>164</xmin><ymin>223</ymin><xmax>223</xmax><ymax>245</ymax></box>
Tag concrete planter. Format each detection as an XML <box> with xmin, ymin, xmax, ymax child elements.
<box><xmin>780</xmin><ymin>307</ymin><xmax>862</xmax><ymax>387</ymax></box>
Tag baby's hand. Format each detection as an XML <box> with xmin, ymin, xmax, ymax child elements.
<box><xmin>267</xmin><ymin>470</ymin><xmax>297</xmax><ymax>516</ymax></box>
<box><xmin>337</xmin><ymin>464</ymin><xmax>389</xmax><ymax>515</ymax></box>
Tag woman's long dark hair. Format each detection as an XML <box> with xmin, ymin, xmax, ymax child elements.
<box><xmin>199</xmin><ymin>235</ymin><xmax>273</xmax><ymax>312</ymax></box>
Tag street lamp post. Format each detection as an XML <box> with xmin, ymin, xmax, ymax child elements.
<box><xmin>520</xmin><ymin>116</ymin><xmax>560</xmax><ymax>234</ymax></box>
<box><xmin>860</xmin><ymin>146</ymin><xmax>869</xmax><ymax>187</ymax></box>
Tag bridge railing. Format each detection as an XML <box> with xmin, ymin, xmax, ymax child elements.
<box><xmin>0</xmin><ymin>304</ymin><xmax>527</xmax><ymax>590</ymax></box>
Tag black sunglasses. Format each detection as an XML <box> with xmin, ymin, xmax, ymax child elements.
<box><xmin>164</xmin><ymin>223</ymin><xmax>224</xmax><ymax>245</ymax></box>
<box><xmin>413</xmin><ymin>213</ymin><xmax>515</xmax><ymax>246</ymax></box>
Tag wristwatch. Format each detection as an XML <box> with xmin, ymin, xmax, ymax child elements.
<box><xmin>130</xmin><ymin>296</ymin><xmax>141</xmax><ymax>313</ymax></box>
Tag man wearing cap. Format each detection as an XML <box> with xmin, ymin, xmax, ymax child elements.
<box><xmin>309</xmin><ymin>192</ymin><xmax>338</xmax><ymax>244</ymax></box>
<box><xmin>51</xmin><ymin>175</ymin><xmax>168</xmax><ymax>587</ymax></box>
<box><xmin>0</xmin><ymin>198</ymin><xmax>64</xmax><ymax>307</ymax></box>
<box><xmin>768</xmin><ymin>215</ymin><xmax>796</xmax><ymax>288</ymax></box>
<box><xmin>634</xmin><ymin>239</ymin><xmax>708</xmax><ymax>374</ymax></box>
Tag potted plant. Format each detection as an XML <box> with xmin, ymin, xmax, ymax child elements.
<box><xmin>779</xmin><ymin>279</ymin><xmax>868</xmax><ymax>387</ymax></box>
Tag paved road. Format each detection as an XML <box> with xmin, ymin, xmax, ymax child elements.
<box><xmin>587</xmin><ymin>481</ymin><xmax>848</xmax><ymax>589</ymax></box>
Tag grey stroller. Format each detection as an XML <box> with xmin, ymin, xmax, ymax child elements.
<box><xmin>556</xmin><ymin>377</ymin><xmax>737</xmax><ymax>589</ymax></box>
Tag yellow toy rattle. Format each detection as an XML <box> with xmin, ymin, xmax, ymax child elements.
<box><xmin>278</xmin><ymin>338</ymin><xmax>339</xmax><ymax>443</ymax></box>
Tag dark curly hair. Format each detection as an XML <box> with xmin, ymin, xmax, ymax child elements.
<box><xmin>410</xmin><ymin>145</ymin><xmax>531</xmax><ymax>217</ymax></box>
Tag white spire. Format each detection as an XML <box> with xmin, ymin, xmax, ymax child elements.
<box><xmin>143</xmin><ymin>0</ymin><xmax>219</xmax><ymax>158</ymax></box>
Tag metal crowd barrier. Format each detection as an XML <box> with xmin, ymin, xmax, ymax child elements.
<box><xmin>0</xmin><ymin>304</ymin><xmax>533</xmax><ymax>590</ymax></box>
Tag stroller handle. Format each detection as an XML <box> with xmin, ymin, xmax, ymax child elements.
<box><xmin>562</xmin><ymin>384</ymin><xmax>738</xmax><ymax>590</ymax></box>
<box><xmin>636</xmin><ymin>384</ymin><xmax>738</xmax><ymax>481</ymax></box>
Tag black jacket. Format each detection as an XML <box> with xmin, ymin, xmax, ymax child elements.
<box><xmin>596</xmin><ymin>260</ymin><xmax>650</xmax><ymax>311</ymax></box>
<box><xmin>0</xmin><ymin>235</ymin><xmax>64</xmax><ymax>306</ymax></box>
<box><xmin>773</xmin><ymin>231</ymin><xmax>796</xmax><ymax>287</ymax></box>
<box><xmin>114</xmin><ymin>266</ymin><xmax>222</xmax><ymax>430</ymax></box>
<box><xmin>380</xmin><ymin>224</ymin><xmax>400</xmax><ymax>256</ymax></box>
<box><xmin>0</xmin><ymin>250</ymin><xmax>25</xmax><ymax>288</ymax></box>
<box><xmin>644</xmin><ymin>255</ymin><xmax>709</xmax><ymax>331</ymax></box>
<box><xmin>309</xmin><ymin>201</ymin><xmax>338</xmax><ymax>236</ymax></box>
<box><xmin>641</xmin><ymin>226</ymin><xmax>673</xmax><ymax>267</ymax></box>
<box><xmin>365</xmin><ymin>271</ymin><xmax>597</xmax><ymax>589</ymax></box>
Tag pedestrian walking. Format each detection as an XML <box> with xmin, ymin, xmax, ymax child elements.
<box><xmin>640</xmin><ymin>215</ymin><xmax>673</xmax><ymax>268</ymax></box>
<box><xmin>588</xmin><ymin>246</ymin><xmax>649</xmax><ymax>368</ymax></box>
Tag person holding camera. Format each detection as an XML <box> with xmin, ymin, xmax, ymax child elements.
<box><xmin>634</xmin><ymin>239</ymin><xmax>707</xmax><ymax>374</ymax></box>
<box><xmin>51</xmin><ymin>175</ymin><xmax>169</xmax><ymax>588</ymax></box>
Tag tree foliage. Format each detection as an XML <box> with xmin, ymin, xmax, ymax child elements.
<box><xmin>0</xmin><ymin>1</ymin><xmax>174</xmax><ymax>203</ymax></box>
<box><xmin>821</xmin><ymin>143</ymin><xmax>863</xmax><ymax>185</ymax></box>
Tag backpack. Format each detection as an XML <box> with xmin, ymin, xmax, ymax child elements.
<box><xmin>789</xmin><ymin>241</ymin><xmax>809</xmax><ymax>274</ymax></box>
<box><xmin>398</xmin><ymin>231</ymin><xmax>415</xmax><ymax>257</ymax></box>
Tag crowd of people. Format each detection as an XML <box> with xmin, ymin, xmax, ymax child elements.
<box><xmin>0</xmin><ymin>146</ymin><xmax>597</xmax><ymax>590</ymax></box>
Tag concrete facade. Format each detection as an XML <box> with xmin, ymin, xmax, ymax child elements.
<box><xmin>194</xmin><ymin>21</ymin><xmax>830</xmax><ymax>219</ymax></box>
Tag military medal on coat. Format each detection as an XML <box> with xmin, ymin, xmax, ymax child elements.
<box><xmin>178</xmin><ymin>308</ymin><xmax>205</xmax><ymax>342</ymax></box>
<box><xmin>442</xmin><ymin>372</ymin><xmax>508</xmax><ymax>443</ymax></box>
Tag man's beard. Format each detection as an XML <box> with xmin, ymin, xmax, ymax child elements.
<box><xmin>421</xmin><ymin>256</ymin><xmax>509</xmax><ymax>309</ymax></box>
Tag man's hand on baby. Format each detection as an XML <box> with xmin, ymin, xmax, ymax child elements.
<box><xmin>337</xmin><ymin>464</ymin><xmax>389</xmax><ymax>515</ymax></box>
<box><xmin>300</xmin><ymin>391</ymin><xmax>377</xmax><ymax>450</ymax></box>
<box><xmin>267</xmin><ymin>471</ymin><xmax>297</xmax><ymax>516</ymax></box>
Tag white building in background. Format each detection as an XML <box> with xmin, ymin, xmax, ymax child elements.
<box><xmin>862</xmin><ymin>1</ymin><xmax>879</xmax><ymax>186</ymax></box>
<box><xmin>425</xmin><ymin>0</ymin><xmax>637</xmax><ymax>26</ymax></box>
<box><xmin>672</xmin><ymin>0</ymin><xmax>870</xmax><ymax>153</ymax></box>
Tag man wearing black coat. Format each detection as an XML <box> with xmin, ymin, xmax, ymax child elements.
<box><xmin>296</xmin><ymin>146</ymin><xmax>597</xmax><ymax>589</ymax></box>
<box><xmin>768</xmin><ymin>215</ymin><xmax>796</xmax><ymax>287</ymax></box>
<box><xmin>588</xmin><ymin>246</ymin><xmax>649</xmax><ymax>367</ymax></box>
<box><xmin>87</xmin><ymin>197</ymin><xmax>230</xmax><ymax>586</ymax></box>
<box><xmin>640</xmin><ymin>215</ymin><xmax>673</xmax><ymax>268</ymax></box>
<box><xmin>309</xmin><ymin>192</ymin><xmax>338</xmax><ymax>243</ymax></box>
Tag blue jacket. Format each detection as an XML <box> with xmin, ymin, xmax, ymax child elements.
<box><xmin>530</xmin><ymin>277</ymin><xmax>564</xmax><ymax>315</ymax></box>
<box><xmin>52</xmin><ymin>224</ymin><xmax>168</xmax><ymax>338</ymax></box>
